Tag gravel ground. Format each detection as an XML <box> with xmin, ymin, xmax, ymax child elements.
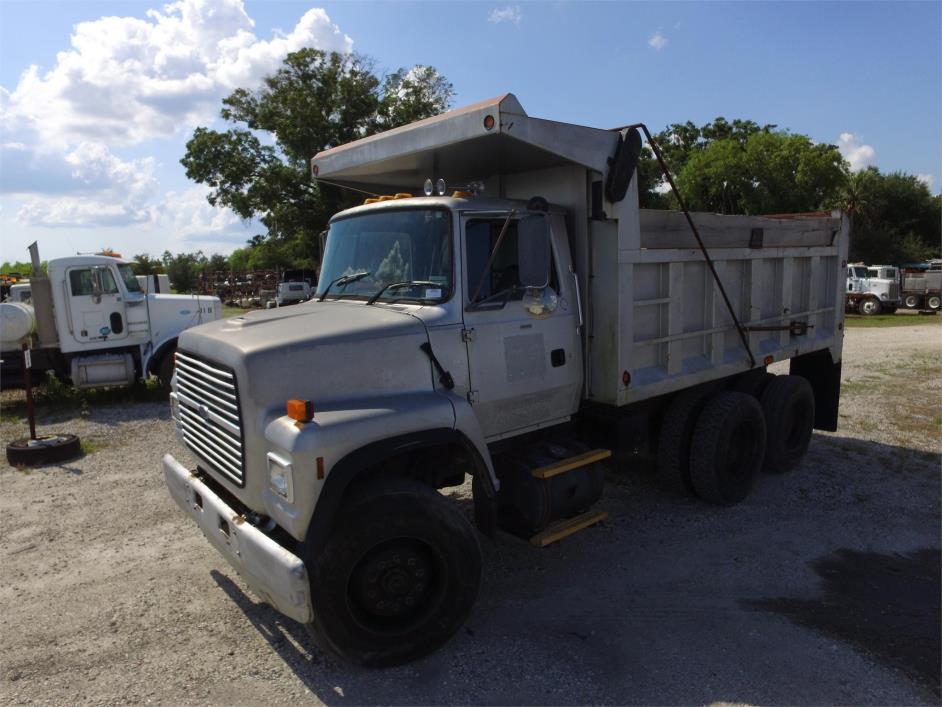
<box><xmin>1</xmin><ymin>324</ymin><xmax>939</xmax><ymax>705</ymax></box>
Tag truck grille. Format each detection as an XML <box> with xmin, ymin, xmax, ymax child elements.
<box><xmin>174</xmin><ymin>351</ymin><xmax>244</xmax><ymax>486</ymax></box>
<box><xmin>889</xmin><ymin>283</ymin><xmax>899</xmax><ymax>300</ymax></box>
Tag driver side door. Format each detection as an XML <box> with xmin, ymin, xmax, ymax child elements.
<box><xmin>461</xmin><ymin>212</ymin><xmax>583</xmax><ymax>440</ymax></box>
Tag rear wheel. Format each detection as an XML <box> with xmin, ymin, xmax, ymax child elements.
<box><xmin>656</xmin><ymin>388</ymin><xmax>713</xmax><ymax>495</ymax></box>
<box><xmin>731</xmin><ymin>369</ymin><xmax>774</xmax><ymax>399</ymax></box>
<box><xmin>927</xmin><ymin>295</ymin><xmax>941</xmax><ymax>311</ymax></box>
<box><xmin>304</xmin><ymin>478</ymin><xmax>481</xmax><ymax>667</ymax></box>
<box><xmin>760</xmin><ymin>375</ymin><xmax>815</xmax><ymax>474</ymax></box>
<box><xmin>903</xmin><ymin>294</ymin><xmax>921</xmax><ymax>309</ymax></box>
<box><xmin>689</xmin><ymin>392</ymin><xmax>766</xmax><ymax>506</ymax></box>
<box><xmin>858</xmin><ymin>297</ymin><xmax>881</xmax><ymax>315</ymax></box>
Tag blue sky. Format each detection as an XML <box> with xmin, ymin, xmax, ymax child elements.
<box><xmin>1</xmin><ymin>0</ymin><xmax>939</xmax><ymax>261</ymax></box>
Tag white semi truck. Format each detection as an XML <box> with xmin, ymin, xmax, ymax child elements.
<box><xmin>0</xmin><ymin>244</ymin><xmax>221</xmax><ymax>391</ymax></box>
<box><xmin>845</xmin><ymin>263</ymin><xmax>900</xmax><ymax>315</ymax></box>
<box><xmin>162</xmin><ymin>94</ymin><xmax>847</xmax><ymax>666</ymax></box>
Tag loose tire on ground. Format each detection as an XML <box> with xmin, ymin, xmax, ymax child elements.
<box><xmin>761</xmin><ymin>375</ymin><xmax>815</xmax><ymax>474</ymax></box>
<box><xmin>6</xmin><ymin>434</ymin><xmax>82</xmax><ymax>467</ymax></box>
<box><xmin>303</xmin><ymin>478</ymin><xmax>481</xmax><ymax>667</ymax></box>
<box><xmin>689</xmin><ymin>392</ymin><xmax>766</xmax><ymax>506</ymax></box>
<box><xmin>858</xmin><ymin>297</ymin><xmax>881</xmax><ymax>315</ymax></box>
<box><xmin>656</xmin><ymin>388</ymin><xmax>714</xmax><ymax>496</ymax></box>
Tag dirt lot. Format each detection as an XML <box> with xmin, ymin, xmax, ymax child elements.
<box><xmin>1</xmin><ymin>322</ymin><xmax>940</xmax><ymax>705</ymax></box>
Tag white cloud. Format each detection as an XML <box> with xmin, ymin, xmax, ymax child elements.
<box><xmin>0</xmin><ymin>1</ymin><xmax>350</xmax><ymax>251</ymax></box>
<box><xmin>1</xmin><ymin>0</ymin><xmax>352</xmax><ymax>146</ymax></box>
<box><xmin>648</xmin><ymin>32</ymin><xmax>668</xmax><ymax>51</ymax></box>
<box><xmin>916</xmin><ymin>174</ymin><xmax>934</xmax><ymax>190</ymax></box>
<box><xmin>162</xmin><ymin>184</ymin><xmax>245</xmax><ymax>240</ymax></box>
<box><xmin>13</xmin><ymin>143</ymin><xmax>159</xmax><ymax>227</ymax></box>
<box><xmin>488</xmin><ymin>5</ymin><xmax>522</xmax><ymax>25</ymax></box>
<box><xmin>837</xmin><ymin>132</ymin><xmax>876</xmax><ymax>172</ymax></box>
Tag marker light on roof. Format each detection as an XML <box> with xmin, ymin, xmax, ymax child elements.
<box><xmin>436</xmin><ymin>178</ymin><xmax>447</xmax><ymax>196</ymax></box>
<box><xmin>423</xmin><ymin>178</ymin><xmax>434</xmax><ymax>196</ymax></box>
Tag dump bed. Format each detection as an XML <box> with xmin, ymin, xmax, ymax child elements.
<box><xmin>589</xmin><ymin>209</ymin><xmax>847</xmax><ymax>405</ymax></box>
<box><xmin>314</xmin><ymin>93</ymin><xmax>847</xmax><ymax>408</ymax></box>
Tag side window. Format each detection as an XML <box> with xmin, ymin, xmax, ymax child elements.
<box><xmin>69</xmin><ymin>269</ymin><xmax>94</xmax><ymax>296</ymax></box>
<box><xmin>466</xmin><ymin>219</ymin><xmax>521</xmax><ymax>301</ymax></box>
<box><xmin>68</xmin><ymin>268</ymin><xmax>119</xmax><ymax>295</ymax></box>
<box><xmin>100</xmin><ymin>269</ymin><xmax>119</xmax><ymax>294</ymax></box>
<box><xmin>466</xmin><ymin>216</ymin><xmax>559</xmax><ymax>303</ymax></box>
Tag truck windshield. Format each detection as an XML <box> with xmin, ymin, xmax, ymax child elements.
<box><xmin>317</xmin><ymin>208</ymin><xmax>451</xmax><ymax>303</ymax></box>
<box><xmin>118</xmin><ymin>264</ymin><xmax>142</xmax><ymax>293</ymax></box>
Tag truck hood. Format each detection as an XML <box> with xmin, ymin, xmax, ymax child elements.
<box><xmin>177</xmin><ymin>300</ymin><xmax>434</xmax><ymax>408</ymax></box>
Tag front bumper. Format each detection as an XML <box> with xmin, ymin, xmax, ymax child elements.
<box><xmin>162</xmin><ymin>454</ymin><xmax>313</xmax><ymax>623</ymax></box>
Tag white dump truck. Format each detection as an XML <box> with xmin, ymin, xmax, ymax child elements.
<box><xmin>162</xmin><ymin>94</ymin><xmax>847</xmax><ymax>667</ymax></box>
<box><xmin>0</xmin><ymin>244</ymin><xmax>221</xmax><ymax>390</ymax></box>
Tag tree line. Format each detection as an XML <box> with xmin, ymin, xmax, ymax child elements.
<box><xmin>4</xmin><ymin>50</ymin><xmax>938</xmax><ymax>290</ymax></box>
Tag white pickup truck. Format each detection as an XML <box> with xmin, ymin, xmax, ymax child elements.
<box><xmin>162</xmin><ymin>94</ymin><xmax>847</xmax><ymax>667</ymax></box>
<box><xmin>1</xmin><ymin>244</ymin><xmax>220</xmax><ymax>390</ymax></box>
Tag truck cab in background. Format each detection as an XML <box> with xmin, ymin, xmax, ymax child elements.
<box><xmin>846</xmin><ymin>263</ymin><xmax>900</xmax><ymax>315</ymax></box>
<box><xmin>0</xmin><ymin>245</ymin><xmax>221</xmax><ymax>390</ymax></box>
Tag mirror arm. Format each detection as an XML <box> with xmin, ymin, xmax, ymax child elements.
<box><xmin>468</xmin><ymin>209</ymin><xmax>515</xmax><ymax>306</ymax></box>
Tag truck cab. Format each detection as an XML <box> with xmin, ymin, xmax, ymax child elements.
<box><xmin>1</xmin><ymin>248</ymin><xmax>221</xmax><ymax>390</ymax></box>
<box><xmin>846</xmin><ymin>262</ymin><xmax>899</xmax><ymax>315</ymax></box>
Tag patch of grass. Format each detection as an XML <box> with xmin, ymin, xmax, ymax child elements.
<box><xmin>80</xmin><ymin>438</ymin><xmax>108</xmax><ymax>455</ymax></box>
<box><xmin>222</xmin><ymin>306</ymin><xmax>252</xmax><ymax>318</ymax></box>
<box><xmin>845</xmin><ymin>313</ymin><xmax>941</xmax><ymax>328</ymax></box>
<box><xmin>3</xmin><ymin>372</ymin><xmax>167</xmax><ymax>418</ymax></box>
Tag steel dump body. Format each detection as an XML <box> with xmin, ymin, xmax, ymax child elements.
<box><xmin>314</xmin><ymin>94</ymin><xmax>847</xmax><ymax>408</ymax></box>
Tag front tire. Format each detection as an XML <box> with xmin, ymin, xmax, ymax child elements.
<box><xmin>858</xmin><ymin>297</ymin><xmax>881</xmax><ymax>315</ymax></box>
<box><xmin>304</xmin><ymin>478</ymin><xmax>481</xmax><ymax>667</ymax></box>
<box><xmin>157</xmin><ymin>347</ymin><xmax>176</xmax><ymax>394</ymax></box>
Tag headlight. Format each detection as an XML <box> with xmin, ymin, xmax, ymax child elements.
<box><xmin>266</xmin><ymin>452</ymin><xmax>294</xmax><ymax>502</ymax></box>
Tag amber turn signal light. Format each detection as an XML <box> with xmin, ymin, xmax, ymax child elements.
<box><xmin>287</xmin><ymin>399</ymin><xmax>314</xmax><ymax>422</ymax></box>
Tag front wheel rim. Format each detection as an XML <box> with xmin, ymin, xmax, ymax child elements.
<box><xmin>347</xmin><ymin>538</ymin><xmax>445</xmax><ymax>633</ymax></box>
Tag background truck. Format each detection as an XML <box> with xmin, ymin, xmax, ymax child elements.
<box><xmin>845</xmin><ymin>263</ymin><xmax>900</xmax><ymax>314</ymax></box>
<box><xmin>899</xmin><ymin>260</ymin><xmax>941</xmax><ymax>311</ymax></box>
<box><xmin>1</xmin><ymin>243</ymin><xmax>221</xmax><ymax>391</ymax></box>
<box><xmin>162</xmin><ymin>93</ymin><xmax>846</xmax><ymax>667</ymax></box>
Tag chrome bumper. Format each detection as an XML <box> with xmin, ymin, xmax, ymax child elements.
<box><xmin>162</xmin><ymin>454</ymin><xmax>313</xmax><ymax>623</ymax></box>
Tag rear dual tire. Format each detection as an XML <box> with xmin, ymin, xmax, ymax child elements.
<box><xmin>689</xmin><ymin>392</ymin><xmax>766</xmax><ymax>505</ymax></box>
<box><xmin>662</xmin><ymin>374</ymin><xmax>815</xmax><ymax>506</ymax></box>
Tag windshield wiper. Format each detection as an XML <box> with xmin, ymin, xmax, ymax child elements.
<box><xmin>318</xmin><ymin>271</ymin><xmax>370</xmax><ymax>302</ymax></box>
<box><xmin>366</xmin><ymin>280</ymin><xmax>439</xmax><ymax>306</ymax></box>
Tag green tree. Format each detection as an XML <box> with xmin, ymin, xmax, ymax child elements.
<box><xmin>161</xmin><ymin>250</ymin><xmax>207</xmax><ymax>293</ymax></box>
<box><xmin>835</xmin><ymin>169</ymin><xmax>941</xmax><ymax>263</ymax></box>
<box><xmin>181</xmin><ymin>49</ymin><xmax>453</xmax><ymax>266</ymax></box>
<box><xmin>130</xmin><ymin>253</ymin><xmax>163</xmax><ymax>276</ymax></box>
<box><xmin>675</xmin><ymin>131</ymin><xmax>845</xmax><ymax>214</ymax></box>
<box><xmin>638</xmin><ymin>117</ymin><xmax>777</xmax><ymax>207</ymax></box>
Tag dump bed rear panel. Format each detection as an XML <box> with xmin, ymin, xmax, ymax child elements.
<box><xmin>589</xmin><ymin>209</ymin><xmax>848</xmax><ymax>406</ymax></box>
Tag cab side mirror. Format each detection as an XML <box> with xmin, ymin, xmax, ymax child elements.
<box><xmin>517</xmin><ymin>214</ymin><xmax>550</xmax><ymax>289</ymax></box>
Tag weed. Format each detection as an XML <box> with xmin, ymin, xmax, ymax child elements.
<box><xmin>845</xmin><ymin>313</ymin><xmax>941</xmax><ymax>328</ymax></box>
